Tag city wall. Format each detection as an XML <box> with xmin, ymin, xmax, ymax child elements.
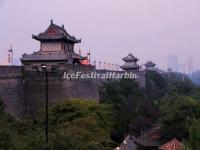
<box><xmin>0</xmin><ymin>65</ymin><xmax>99</xmax><ymax>118</ymax></box>
<box><xmin>0</xmin><ymin>66</ymin><xmax>25</xmax><ymax>117</ymax></box>
<box><xmin>0</xmin><ymin>65</ymin><xmax>145</xmax><ymax>118</ymax></box>
<box><xmin>23</xmin><ymin>76</ymin><xmax>99</xmax><ymax>118</ymax></box>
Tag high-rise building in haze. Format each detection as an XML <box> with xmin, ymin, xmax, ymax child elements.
<box><xmin>187</xmin><ymin>57</ymin><xmax>194</xmax><ymax>74</ymax></box>
<box><xmin>168</xmin><ymin>55</ymin><xmax>179</xmax><ymax>72</ymax></box>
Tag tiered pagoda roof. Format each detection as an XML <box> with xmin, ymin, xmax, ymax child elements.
<box><xmin>21</xmin><ymin>20</ymin><xmax>86</xmax><ymax>63</ymax></box>
<box><xmin>32</xmin><ymin>20</ymin><xmax>81</xmax><ymax>43</ymax></box>
<box><xmin>122</xmin><ymin>53</ymin><xmax>139</xmax><ymax>62</ymax></box>
<box><xmin>120</xmin><ymin>53</ymin><xmax>140</xmax><ymax>70</ymax></box>
<box><xmin>145</xmin><ymin>61</ymin><xmax>156</xmax><ymax>67</ymax></box>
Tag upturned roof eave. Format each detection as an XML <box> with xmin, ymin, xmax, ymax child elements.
<box><xmin>32</xmin><ymin>35</ymin><xmax>81</xmax><ymax>43</ymax></box>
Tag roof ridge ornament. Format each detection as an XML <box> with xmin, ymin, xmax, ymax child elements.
<box><xmin>32</xmin><ymin>21</ymin><xmax>81</xmax><ymax>43</ymax></box>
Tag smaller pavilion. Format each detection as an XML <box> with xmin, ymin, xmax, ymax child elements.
<box><xmin>120</xmin><ymin>53</ymin><xmax>140</xmax><ymax>72</ymax></box>
<box><xmin>144</xmin><ymin>61</ymin><xmax>156</xmax><ymax>71</ymax></box>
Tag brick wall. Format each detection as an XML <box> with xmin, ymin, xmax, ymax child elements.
<box><xmin>23</xmin><ymin>76</ymin><xmax>99</xmax><ymax>117</ymax></box>
<box><xmin>0</xmin><ymin>66</ymin><xmax>25</xmax><ymax>117</ymax></box>
<box><xmin>0</xmin><ymin>65</ymin><xmax>145</xmax><ymax>118</ymax></box>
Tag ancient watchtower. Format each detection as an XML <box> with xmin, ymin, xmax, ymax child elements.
<box><xmin>120</xmin><ymin>53</ymin><xmax>140</xmax><ymax>72</ymax></box>
<box><xmin>21</xmin><ymin>20</ymin><xmax>86</xmax><ymax>71</ymax></box>
<box><xmin>144</xmin><ymin>61</ymin><xmax>156</xmax><ymax>71</ymax></box>
<box><xmin>120</xmin><ymin>53</ymin><xmax>145</xmax><ymax>87</ymax></box>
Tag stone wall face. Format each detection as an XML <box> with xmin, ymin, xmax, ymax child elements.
<box><xmin>0</xmin><ymin>79</ymin><xmax>25</xmax><ymax>117</ymax></box>
<box><xmin>23</xmin><ymin>76</ymin><xmax>99</xmax><ymax>117</ymax></box>
<box><xmin>0</xmin><ymin>65</ymin><xmax>99</xmax><ymax>118</ymax></box>
<box><xmin>23</xmin><ymin>64</ymin><xmax>99</xmax><ymax>117</ymax></box>
<box><xmin>0</xmin><ymin>66</ymin><xmax>23</xmax><ymax>78</ymax></box>
<box><xmin>0</xmin><ymin>66</ymin><xmax>25</xmax><ymax>117</ymax></box>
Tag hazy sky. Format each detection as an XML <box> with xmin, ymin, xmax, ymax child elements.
<box><xmin>1</xmin><ymin>0</ymin><xmax>200</xmax><ymax>70</ymax></box>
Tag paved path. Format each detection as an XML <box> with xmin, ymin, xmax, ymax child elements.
<box><xmin>126</xmin><ymin>136</ymin><xmax>137</xmax><ymax>150</ymax></box>
<box><xmin>114</xmin><ymin>136</ymin><xmax>137</xmax><ymax>150</ymax></box>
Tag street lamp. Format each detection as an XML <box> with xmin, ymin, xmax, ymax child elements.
<box><xmin>41</xmin><ymin>64</ymin><xmax>48</xmax><ymax>148</ymax></box>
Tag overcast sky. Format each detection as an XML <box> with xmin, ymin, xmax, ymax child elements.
<box><xmin>0</xmin><ymin>0</ymin><xmax>200</xmax><ymax>70</ymax></box>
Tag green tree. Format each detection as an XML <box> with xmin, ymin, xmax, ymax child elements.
<box><xmin>44</xmin><ymin>99</ymin><xmax>115</xmax><ymax>150</ymax></box>
<box><xmin>0</xmin><ymin>97</ymin><xmax>5</xmax><ymax>113</ymax></box>
<box><xmin>100</xmin><ymin>79</ymin><xmax>142</xmax><ymax>139</ymax></box>
<box><xmin>159</xmin><ymin>95</ymin><xmax>200</xmax><ymax>140</ymax></box>
<box><xmin>183</xmin><ymin>118</ymin><xmax>200</xmax><ymax>150</ymax></box>
<box><xmin>100</xmin><ymin>79</ymin><xmax>158</xmax><ymax>140</ymax></box>
<box><xmin>145</xmin><ymin>70</ymin><xmax>167</xmax><ymax>100</ymax></box>
<box><xmin>0</xmin><ymin>99</ymin><xmax>116</xmax><ymax>150</ymax></box>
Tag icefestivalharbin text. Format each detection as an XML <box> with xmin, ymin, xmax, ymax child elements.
<box><xmin>63</xmin><ymin>72</ymin><xmax>137</xmax><ymax>79</ymax></box>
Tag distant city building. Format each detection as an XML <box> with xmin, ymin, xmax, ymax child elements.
<box><xmin>174</xmin><ymin>57</ymin><xmax>194</xmax><ymax>74</ymax></box>
<box><xmin>168</xmin><ymin>55</ymin><xmax>179</xmax><ymax>72</ymax></box>
<box><xmin>167</xmin><ymin>68</ymin><xmax>172</xmax><ymax>72</ymax></box>
<box><xmin>187</xmin><ymin>57</ymin><xmax>194</xmax><ymax>74</ymax></box>
<box><xmin>144</xmin><ymin>61</ymin><xmax>156</xmax><ymax>71</ymax></box>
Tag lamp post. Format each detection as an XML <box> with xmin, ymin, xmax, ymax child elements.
<box><xmin>41</xmin><ymin>64</ymin><xmax>48</xmax><ymax>148</ymax></box>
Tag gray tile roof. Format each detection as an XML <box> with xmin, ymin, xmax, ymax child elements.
<box><xmin>122</xmin><ymin>53</ymin><xmax>139</xmax><ymax>61</ymax></box>
<box><xmin>21</xmin><ymin>52</ymin><xmax>86</xmax><ymax>62</ymax></box>
<box><xmin>32</xmin><ymin>20</ymin><xmax>81</xmax><ymax>43</ymax></box>
<box><xmin>21</xmin><ymin>53</ymin><xmax>68</xmax><ymax>61</ymax></box>
<box><xmin>145</xmin><ymin>61</ymin><xmax>156</xmax><ymax>67</ymax></box>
